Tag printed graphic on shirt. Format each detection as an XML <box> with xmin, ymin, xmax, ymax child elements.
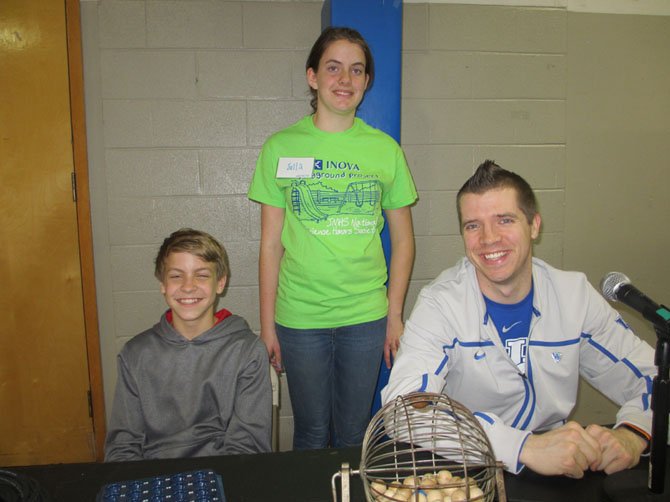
<box><xmin>502</xmin><ymin>321</ymin><xmax>522</xmax><ymax>334</ymax></box>
<box><xmin>291</xmin><ymin>179</ymin><xmax>379</xmax><ymax>218</ymax></box>
<box><xmin>290</xmin><ymin>158</ymin><xmax>381</xmax><ymax>236</ymax></box>
<box><xmin>484</xmin><ymin>286</ymin><xmax>534</xmax><ymax>375</ymax></box>
<box><xmin>505</xmin><ymin>337</ymin><xmax>528</xmax><ymax>373</ymax></box>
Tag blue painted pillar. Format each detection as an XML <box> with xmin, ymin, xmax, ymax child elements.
<box><xmin>322</xmin><ymin>1</ymin><xmax>402</xmax><ymax>142</ymax></box>
<box><xmin>322</xmin><ymin>0</ymin><xmax>403</xmax><ymax>416</ymax></box>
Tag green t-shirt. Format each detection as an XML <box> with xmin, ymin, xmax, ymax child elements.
<box><xmin>248</xmin><ymin>116</ymin><xmax>417</xmax><ymax>329</ymax></box>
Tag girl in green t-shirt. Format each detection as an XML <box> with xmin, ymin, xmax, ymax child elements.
<box><xmin>248</xmin><ymin>26</ymin><xmax>416</xmax><ymax>449</ymax></box>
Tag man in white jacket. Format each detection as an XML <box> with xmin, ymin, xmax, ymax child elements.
<box><xmin>382</xmin><ymin>160</ymin><xmax>655</xmax><ymax>478</ymax></box>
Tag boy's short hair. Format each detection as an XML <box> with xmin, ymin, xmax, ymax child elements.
<box><xmin>154</xmin><ymin>228</ymin><xmax>230</xmax><ymax>281</ymax></box>
<box><xmin>456</xmin><ymin>159</ymin><xmax>539</xmax><ymax>228</ymax></box>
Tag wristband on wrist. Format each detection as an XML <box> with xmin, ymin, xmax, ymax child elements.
<box><xmin>617</xmin><ymin>423</ymin><xmax>651</xmax><ymax>454</ymax></box>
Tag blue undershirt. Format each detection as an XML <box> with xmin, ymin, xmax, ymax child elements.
<box><xmin>484</xmin><ymin>284</ymin><xmax>534</xmax><ymax>374</ymax></box>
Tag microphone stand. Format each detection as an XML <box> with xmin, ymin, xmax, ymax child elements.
<box><xmin>649</xmin><ymin>312</ymin><xmax>670</xmax><ymax>493</ymax></box>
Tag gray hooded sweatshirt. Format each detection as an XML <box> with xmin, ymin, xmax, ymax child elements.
<box><xmin>105</xmin><ymin>310</ymin><xmax>272</xmax><ymax>461</ymax></box>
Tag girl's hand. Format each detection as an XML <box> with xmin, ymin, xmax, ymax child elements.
<box><xmin>384</xmin><ymin>316</ymin><xmax>404</xmax><ymax>369</ymax></box>
<box><xmin>261</xmin><ymin>329</ymin><xmax>282</xmax><ymax>373</ymax></box>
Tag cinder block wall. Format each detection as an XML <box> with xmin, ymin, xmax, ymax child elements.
<box><xmin>82</xmin><ymin>0</ymin><xmax>324</xmax><ymax>450</ymax></box>
<box><xmin>80</xmin><ymin>1</ymin><xmax>670</xmax><ymax>452</ymax></box>
<box><xmin>401</xmin><ymin>3</ymin><xmax>566</xmax><ymax>307</ymax></box>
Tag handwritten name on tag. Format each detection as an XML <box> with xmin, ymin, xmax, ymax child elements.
<box><xmin>276</xmin><ymin>157</ymin><xmax>314</xmax><ymax>178</ymax></box>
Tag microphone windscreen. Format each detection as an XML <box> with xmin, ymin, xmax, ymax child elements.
<box><xmin>600</xmin><ymin>271</ymin><xmax>630</xmax><ymax>301</ymax></box>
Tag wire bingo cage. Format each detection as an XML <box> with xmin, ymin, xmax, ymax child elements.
<box><xmin>332</xmin><ymin>392</ymin><xmax>507</xmax><ymax>502</ymax></box>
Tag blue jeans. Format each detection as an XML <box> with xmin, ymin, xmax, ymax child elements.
<box><xmin>276</xmin><ymin>317</ymin><xmax>387</xmax><ymax>450</ymax></box>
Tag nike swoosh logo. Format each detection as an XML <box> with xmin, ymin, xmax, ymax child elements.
<box><xmin>501</xmin><ymin>321</ymin><xmax>522</xmax><ymax>334</ymax></box>
<box><xmin>474</xmin><ymin>351</ymin><xmax>486</xmax><ymax>360</ymax></box>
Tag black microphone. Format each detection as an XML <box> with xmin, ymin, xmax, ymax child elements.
<box><xmin>600</xmin><ymin>272</ymin><xmax>670</xmax><ymax>334</ymax></box>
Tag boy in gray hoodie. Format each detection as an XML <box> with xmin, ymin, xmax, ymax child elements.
<box><xmin>105</xmin><ymin>228</ymin><xmax>272</xmax><ymax>461</ymax></box>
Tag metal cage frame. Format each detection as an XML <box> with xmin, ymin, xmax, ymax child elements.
<box><xmin>332</xmin><ymin>392</ymin><xmax>507</xmax><ymax>502</ymax></box>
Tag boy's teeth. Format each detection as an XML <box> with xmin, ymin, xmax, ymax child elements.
<box><xmin>485</xmin><ymin>251</ymin><xmax>505</xmax><ymax>260</ymax></box>
<box><xmin>179</xmin><ymin>298</ymin><xmax>199</xmax><ymax>304</ymax></box>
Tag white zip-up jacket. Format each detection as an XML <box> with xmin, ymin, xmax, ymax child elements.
<box><xmin>382</xmin><ymin>258</ymin><xmax>655</xmax><ymax>473</ymax></box>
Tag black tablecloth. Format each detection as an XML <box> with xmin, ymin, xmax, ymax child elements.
<box><xmin>3</xmin><ymin>445</ymin><xmax>670</xmax><ymax>501</ymax></box>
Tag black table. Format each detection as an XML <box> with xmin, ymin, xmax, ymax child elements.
<box><xmin>3</xmin><ymin>446</ymin><xmax>670</xmax><ymax>502</ymax></box>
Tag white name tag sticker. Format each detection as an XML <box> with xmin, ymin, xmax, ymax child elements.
<box><xmin>276</xmin><ymin>157</ymin><xmax>314</xmax><ymax>178</ymax></box>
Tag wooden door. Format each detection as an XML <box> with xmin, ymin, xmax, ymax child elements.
<box><xmin>0</xmin><ymin>0</ymin><xmax>103</xmax><ymax>465</ymax></box>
